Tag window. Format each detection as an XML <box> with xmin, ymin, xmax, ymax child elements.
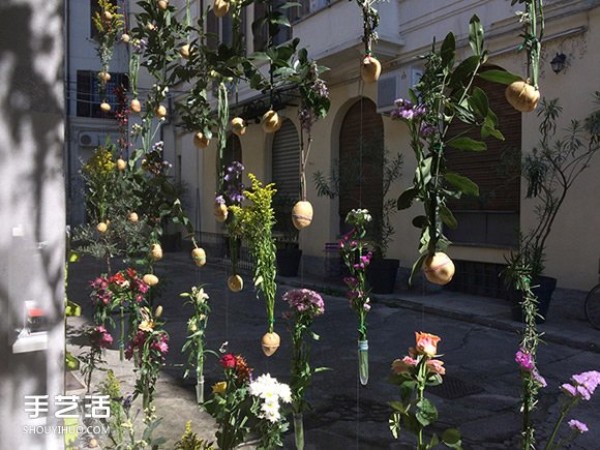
<box><xmin>76</xmin><ymin>70</ymin><xmax>128</xmax><ymax>118</ymax></box>
<box><xmin>444</xmin><ymin>70</ymin><xmax>521</xmax><ymax>247</ymax></box>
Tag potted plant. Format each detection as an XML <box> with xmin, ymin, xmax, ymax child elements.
<box><xmin>504</xmin><ymin>95</ymin><xmax>600</xmax><ymax>321</ymax></box>
<box><xmin>313</xmin><ymin>143</ymin><xmax>403</xmax><ymax>293</ymax></box>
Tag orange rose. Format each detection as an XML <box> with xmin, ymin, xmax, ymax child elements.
<box><xmin>415</xmin><ymin>332</ymin><xmax>441</xmax><ymax>357</ymax></box>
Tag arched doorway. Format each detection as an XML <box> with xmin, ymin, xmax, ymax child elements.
<box><xmin>338</xmin><ymin>98</ymin><xmax>384</xmax><ymax>234</ymax></box>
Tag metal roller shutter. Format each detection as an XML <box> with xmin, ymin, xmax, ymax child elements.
<box><xmin>272</xmin><ymin>119</ymin><xmax>300</xmax><ymax>201</ymax></box>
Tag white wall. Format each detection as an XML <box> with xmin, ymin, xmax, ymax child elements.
<box><xmin>0</xmin><ymin>0</ymin><xmax>65</xmax><ymax>448</ymax></box>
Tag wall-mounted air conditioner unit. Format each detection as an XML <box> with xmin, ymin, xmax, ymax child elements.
<box><xmin>376</xmin><ymin>66</ymin><xmax>423</xmax><ymax>114</ymax></box>
<box><xmin>78</xmin><ymin>133</ymin><xmax>95</xmax><ymax>147</ymax></box>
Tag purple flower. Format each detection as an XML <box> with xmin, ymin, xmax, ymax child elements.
<box><xmin>151</xmin><ymin>141</ymin><xmax>164</xmax><ymax>153</ymax></box>
<box><xmin>215</xmin><ymin>195</ymin><xmax>226</xmax><ymax>205</ymax></box>
<box><xmin>90</xmin><ymin>325</ymin><xmax>113</xmax><ymax>349</ymax></box>
<box><xmin>390</xmin><ymin>99</ymin><xmax>426</xmax><ymax>121</ymax></box>
<box><xmin>132</xmin><ymin>38</ymin><xmax>148</xmax><ymax>54</ymax></box>
<box><xmin>283</xmin><ymin>288</ymin><xmax>325</xmax><ymax>317</ymax></box>
<box><xmin>515</xmin><ymin>349</ymin><xmax>535</xmax><ymax>372</ymax></box>
<box><xmin>532</xmin><ymin>369</ymin><xmax>547</xmax><ymax>388</ymax></box>
<box><xmin>568</xmin><ymin>419</ymin><xmax>589</xmax><ymax>434</ymax></box>
<box><xmin>562</xmin><ymin>370</ymin><xmax>600</xmax><ymax>401</ymax></box>
<box><xmin>311</xmin><ymin>80</ymin><xmax>329</xmax><ymax>99</ymax></box>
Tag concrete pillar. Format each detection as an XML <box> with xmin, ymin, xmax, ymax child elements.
<box><xmin>0</xmin><ymin>0</ymin><xmax>65</xmax><ymax>449</ymax></box>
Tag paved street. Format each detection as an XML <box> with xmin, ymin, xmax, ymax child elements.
<box><xmin>66</xmin><ymin>251</ymin><xmax>600</xmax><ymax>449</ymax></box>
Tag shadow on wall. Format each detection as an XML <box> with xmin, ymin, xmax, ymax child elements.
<box><xmin>0</xmin><ymin>1</ymin><xmax>64</xmax><ymax>449</ymax></box>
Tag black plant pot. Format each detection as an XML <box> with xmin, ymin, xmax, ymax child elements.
<box><xmin>367</xmin><ymin>258</ymin><xmax>400</xmax><ymax>294</ymax></box>
<box><xmin>509</xmin><ymin>275</ymin><xmax>557</xmax><ymax>324</ymax></box>
<box><xmin>276</xmin><ymin>248</ymin><xmax>302</xmax><ymax>277</ymax></box>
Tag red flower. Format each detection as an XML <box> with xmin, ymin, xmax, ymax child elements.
<box><xmin>219</xmin><ymin>353</ymin><xmax>237</xmax><ymax>369</ymax></box>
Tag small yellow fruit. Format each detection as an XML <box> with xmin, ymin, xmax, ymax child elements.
<box><xmin>98</xmin><ymin>71</ymin><xmax>111</xmax><ymax>82</ymax></box>
<box><xmin>89</xmin><ymin>438</ymin><xmax>99</xmax><ymax>448</ymax></box>
<box><xmin>227</xmin><ymin>274</ymin><xmax>243</xmax><ymax>293</ymax></box>
<box><xmin>130</xmin><ymin>98</ymin><xmax>142</xmax><ymax>113</ymax></box>
<box><xmin>143</xmin><ymin>274</ymin><xmax>159</xmax><ymax>286</ymax></box>
<box><xmin>155</xmin><ymin>104</ymin><xmax>167</xmax><ymax>118</ymax></box>
<box><xmin>213</xmin><ymin>202</ymin><xmax>228</xmax><ymax>223</ymax></box>
<box><xmin>154</xmin><ymin>305</ymin><xmax>163</xmax><ymax>318</ymax></box>
<box><xmin>261</xmin><ymin>109</ymin><xmax>282</xmax><ymax>134</ymax></box>
<box><xmin>97</xmin><ymin>222</ymin><xmax>108</xmax><ymax>234</ymax></box>
<box><xmin>360</xmin><ymin>55</ymin><xmax>382</xmax><ymax>83</ymax></box>
<box><xmin>193</xmin><ymin>131</ymin><xmax>210</xmax><ymax>149</ymax></box>
<box><xmin>422</xmin><ymin>252</ymin><xmax>455</xmax><ymax>286</ymax></box>
<box><xmin>116</xmin><ymin>158</ymin><xmax>127</xmax><ymax>171</ymax></box>
<box><xmin>150</xmin><ymin>243</ymin><xmax>163</xmax><ymax>261</ymax></box>
<box><xmin>146</xmin><ymin>22</ymin><xmax>156</xmax><ymax>31</ymax></box>
<box><xmin>230</xmin><ymin>117</ymin><xmax>246</xmax><ymax>137</ymax></box>
<box><xmin>121</xmin><ymin>33</ymin><xmax>130</xmax><ymax>43</ymax></box>
<box><xmin>213</xmin><ymin>0</ymin><xmax>230</xmax><ymax>18</ymax></box>
<box><xmin>261</xmin><ymin>332</ymin><xmax>280</xmax><ymax>357</ymax></box>
<box><xmin>179</xmin><ymin>44</ymin><xmax>191</xmax><ymax>59</ymax></box>
<box><xmin>158</xmin><ymin>0</ymin><xmax>169</xmax><ymax>10</ymax></box>
<box><xmin>191</xmin><ymin>247</ymin><xmax>207</xmax><ymax>267</ymax></box>
<box><xmin>100</xmin><ymin>102</ymin><xmax>111</xmax><ymax>112</ymax></box>
<box><xmin>505</xmin><ymin>80</ymin><xmax>540</xmax><ymax>113</ymax></box>
<box><xmin>128</xmin><ymin>212</ymin><xmax>139</xmax><ymax>223</ymax></box>
<box><xmin>292</xmin><ymin>200</ymin><xmax>313</xmax><ymax>230</ymax></box>
<box><xmin>102</xmin><ymin>11</ymin><xmax>113</xmax><ymax>21</ymax></box>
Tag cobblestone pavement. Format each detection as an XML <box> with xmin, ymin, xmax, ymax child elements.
<box><xmin>66</xmin><ymin>251</ymin><xmax>600</xmax><ymax>449</ymax></box>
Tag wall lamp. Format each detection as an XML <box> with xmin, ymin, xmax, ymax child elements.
<box><xmin>550</xmin><ymin>52</ymin><xmax>567</xmax><ymax>74</ymax></box>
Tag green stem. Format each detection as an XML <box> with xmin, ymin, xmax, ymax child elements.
<box><xmin>543</xmin><ymin>400</ymin><xmax>574</xmax><ymax>450</ymax></box>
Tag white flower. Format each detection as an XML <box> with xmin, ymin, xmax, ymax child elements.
<box><xmin>249</xmin><ymin>373</ymin><xmax>292</xmax><ymax>423</ymax></box>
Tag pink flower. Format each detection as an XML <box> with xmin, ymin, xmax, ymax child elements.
<box><xmin>515</xmin><ymin>349</ymin><xmax>535</xmax><ymax>372</ymax></box>
<box><xmin>391</xmin><ymin>356</ymin><xmax>417</xmax><ymax>374</ymax></box>
<box><xmin>426</xmin><ymin>359</ymin><xmax>446</xmax><ymax>376</ymax></box>
<box><xmin>568</xmin><ymin>419</ymin><xmax>589</xmax><ymax>434</ymax></box>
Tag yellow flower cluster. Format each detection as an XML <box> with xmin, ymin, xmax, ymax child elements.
<box><xmin>82</xmin><ymin>146</ymin><xmax>115</xmax><ymax>178</ymax></box>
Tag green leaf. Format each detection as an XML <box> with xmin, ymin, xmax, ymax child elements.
<box><xmin>397</xmin><ymin>187</ymin><xmax>418</xmax><ymax>210</ymax></box>
<box><xmin>416</xmin><ymin>398</ymin><xmax>438</xmax><ymax>426</ymax></box>
<box><xmin>412</xmin><ymin>215</ymin><xmax>428</xmax><ymax>229</ymax></box>
<box><xmin>441</xmin><ymin>32</ymin><xmax>456</xmax><ymax>67</ymax></box>
<box><xmin>446</xmin><ymin>136</ymin><xmax>486</xmax><ymax>151</ymax></box>
<box><xmin>409</xmin><ymin>252</ymin><xmax>429</xmax><ymax>285</ymax></box>
<box><xmin>444</xmin><ymin>172</ymin><xmax>479</xmax><ymax>196</ymax></box>
<box><xmin>478</xmin><ymin>69</ymin><xmax>522</xmax><ymax>86</ymax></box>
<box><xmin>429</xmin><ymin>433</ymin><xmax>440</xmax><ymax>449</ymax></box>
<box><xmin>439</xmin><ymin>205</ymin><xmax>458</xmax><ymax>229</ymax></box>
<box><xmin>389</xmin><ymin>401</ymin><xmax>407</xmax><ymax>413</ymax></box>
<box><xmin>442</xmin><ymin>428</ymin><xmax>462</xmax><ymax>448</ymax></box>
<box><xmin>468</xmin><ymin>15</ymin><xmax>484</xmax><ymax>56</ymax></box>
<box><xmin>468</xmin><ymin>87</ymin><xmax>489</xmax><ymax>119</ymax></box>
<box><xmin>449</xmin><ymin>55</ymin><xmax>480</xmax><ymax>88</ymax></box>
<box><xmin>389</xmin><ymin>412</ymin><xmax>402</xmax><ymax>439</ymax></box>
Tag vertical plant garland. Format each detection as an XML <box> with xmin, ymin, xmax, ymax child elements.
<box><xmin>181</xmin><ymin>286</ymin><xmax>214</xmax><ymax>404</ymax></box>
<box><xmin>283</xmin><ymin>288</ymin><xmax>326</xmax><ymax>450</ymax></box>
<box><xmin>339</xmin><ymin>209</ymin><xmax>373</xmax><ymax>385</ymax></box>
<box><xmin>355</xmin><ymin>0</ymin><xmax>384</xmax><ymax>84</ymax></box>
<box><xmin>393</xmin><ymin>15</ymin><xmax>503</xmax><ymax>284</ymax></box>
<box><xmin>92</xmin><ymin>0</ymin><xmax>124</xmax><ymax>112</ymax></box>
<box><xmin>504</xmin><ymin>0</ymin><xmax>545</xmax><ymax>113</ymax></box>
<box><xmin>229</xmin><ymin>174</ymin><xmax>280</xmax><ymax>356</ymax></box>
